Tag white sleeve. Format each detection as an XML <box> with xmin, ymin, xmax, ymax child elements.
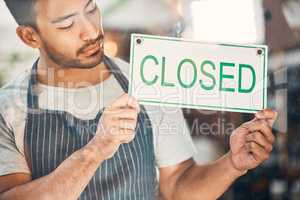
<box><xmin>0</xmin><ymin>112</ymin><xmax>30</xmax><ymax>176</ymax></box>
<box><xmin>148</xmin><ymin>106</ymin><xmax>197</xmax><ymax>168</ymax></box>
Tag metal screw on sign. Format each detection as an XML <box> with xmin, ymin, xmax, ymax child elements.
<box><xmin>136</xmin><ymin>38</ymin><xmax>143</xmax><ymax>45</ymax></box>
<box><xmin>257</xmin><ymin>49</ymin><xmax>264</xmax><ymax>56</ymax></box>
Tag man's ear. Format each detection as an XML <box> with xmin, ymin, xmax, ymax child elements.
<box><xmin>16</xmin><ymin>26</ymin><xmax>41</xmax><ymax>49</ymax></box>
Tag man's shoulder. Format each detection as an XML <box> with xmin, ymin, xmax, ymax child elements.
<box><xmin>0</xmin><ymin>70</ymin><xmax>30</xmax><ymax>100</ymax></box>
<box><xmin>0</xmin><ymin>70</ymin><xmax>30</xmax><ymax>122</ymax></box>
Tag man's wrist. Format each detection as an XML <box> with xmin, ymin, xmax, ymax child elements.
<box><xmin>225</xmin><ymin>152</ymin><xmax>248</xmax><ymax>178</ymax></box>
<box><xmin>83</xmin><ymin>140</ymin><xmax>105</xmax><ymax>164</ymax></box>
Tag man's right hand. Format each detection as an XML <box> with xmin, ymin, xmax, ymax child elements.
<box><xmin>93</xmin><ymin>93</ymin><xmax>140</xmax><ymax>160</ymax></box>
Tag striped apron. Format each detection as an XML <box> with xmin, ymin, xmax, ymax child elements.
<box><xmin>24</xmin><ymin>56</ymin><xmax>157</xmax><ymax>199</ymax></box>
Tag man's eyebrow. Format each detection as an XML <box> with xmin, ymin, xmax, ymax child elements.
<box><xmin>51</xmin><ymin>13</ymin><xmax>78</xmax><ymax>24</ymax></box>
<box><xmin>51</xmin><ymin>0</ymin><xmax>94</xmax><ymax>24</ymax></box>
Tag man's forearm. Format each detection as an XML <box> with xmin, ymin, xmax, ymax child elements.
<box><xmin>0</xmin><ymin>139</ymin><xmax>103</xmax><ymax>200</ymax></box>
<box><xmin>174</xmin><ymin>152</ymin><xmax>245</xmax><ymax>200</ymax></box>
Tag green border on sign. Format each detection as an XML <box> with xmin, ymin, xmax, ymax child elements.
<box><xmin>129</xmin><ymin>34</ymin><xmax>268</xmax><ymax>113</ymax></box>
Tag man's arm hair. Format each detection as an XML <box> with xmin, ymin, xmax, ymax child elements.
<box><xmin>0</xmin><ymin>139</ymin><xmax>104</xmax><ymax>200</ymax></box>
<box><xmin>159</xmin><ymin>154</ymin><xmax>244</xmax><ymax>200</ymax></box>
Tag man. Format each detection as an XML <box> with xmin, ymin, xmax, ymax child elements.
<box><xmin>0</xmin><ymin>0</ymin><xmax>277</xmax><ymax>199</ymax></box>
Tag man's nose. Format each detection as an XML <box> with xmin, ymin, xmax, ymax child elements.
<box><xmin>79</xmin><ymin>18</ymin><xmax>98</xmax><ymax>42</ymax></box>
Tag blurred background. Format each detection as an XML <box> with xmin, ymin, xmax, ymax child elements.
<box><xmin>1</xmin><ymin>0</ymin><xmax>300</xmax><ymax>199</ymax></box>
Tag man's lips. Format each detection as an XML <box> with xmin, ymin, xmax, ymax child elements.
<box><xmin>81</xmin><ymin>41</ymin><xmax>102</xmax><ymax>56</ymax></box>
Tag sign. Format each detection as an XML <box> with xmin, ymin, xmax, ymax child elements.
<box><xmin>129</xmin><ymin>34</ymin><xmax>268</xmax><ymax>113</ymax></box>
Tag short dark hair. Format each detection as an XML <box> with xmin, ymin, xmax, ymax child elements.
<box><xmin>4</xmin><ymin>0</ymin><xmax>37</xmax><ymax>28</ymax></box>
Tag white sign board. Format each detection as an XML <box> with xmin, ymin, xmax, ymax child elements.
<box><xmin>129</xmin><ymin>34</ymin><xmax>268</xmax><ymax>113</ymax></box>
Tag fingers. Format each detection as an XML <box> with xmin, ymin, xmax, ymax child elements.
<box><xmin>99</xmin><ymin>116</ymin><xmax>137</xmax><ymax>134</ymax></box>
<box><xmin>118</xmin><ymin>129</ymin><xmax>136</xmax><ymax>143</ymax></box>
<box><xmin>109</xmin><ymin>93</ymin><xmax>140</xmax><ymax>112</ymax></box>
<box><xmin>255</xmin><ymin>109</ymin><xmax>278</xmax><ymax>127</ymax></box>
<box><xmin>245</xmin><ymin>131</ymin><xmax>273</xmax><ymax>153</ymax></box>
<box><xmin>243</xmin><ymin>120</ymin><xmax>275</xmax><ymax>144</ymax></box>
<box><xmin>117</xmin><ymin>119</ymin><xmax>137</xmax><ymax>130</ymax></box>
<box><xmin>98</xmin><ymin>110</ymin><xmax>138</xmax><ymax>144</ymax></box>
<box><xmin>109</xmin><ymin>109</ymin><xmax>139</xmax><ymax>121</ymax></box>
<box><xmin>96</xmin><ymin>93</ymin><xmax>140</xmax><ymax>146</ymax></box>
<box><xmin>246</xmin><ymin>142</ymin><xmax>270</xmax><ymax>162</ymax></box>
<box><xmin>94</xmin><ymin>94</ymin><xmax>140</xmax><ymax>159</ymax></box>
<box><xmin>109</xmin><ymin>128</ymin><xmax>136</xmax><ymax>144</ymax></box>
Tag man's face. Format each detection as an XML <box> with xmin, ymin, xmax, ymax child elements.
<box><xmin>35</xmin><ymin>0</ymin><xmax>104</xmax><ymax>69</ymax></box>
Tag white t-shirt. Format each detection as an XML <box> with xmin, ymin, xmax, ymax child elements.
<box><xmin>0</xmin><ymin>57</ymin><xmax>196</xmax><ymax>176</ymax></box>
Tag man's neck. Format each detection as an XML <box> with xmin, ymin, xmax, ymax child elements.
<box><xmin>36</xmin><ymin>56</ymin><xmax>111</xmax><ymax>89</ymax></box>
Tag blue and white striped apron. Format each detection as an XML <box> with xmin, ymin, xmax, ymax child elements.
<box><xmin>24</xmin><ymin>56</ymin><xmax>157</xmax><ymax>199</ymax></box>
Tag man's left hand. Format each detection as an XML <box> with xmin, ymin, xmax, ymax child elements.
<box><xmin>229</xmin><ymin>109</ymin><xmax>278</xmax><ymax>173</ymax></box>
